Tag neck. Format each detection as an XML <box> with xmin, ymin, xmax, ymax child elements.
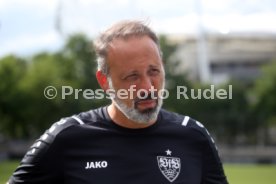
<box><xmin>107</xmin><ymin>104</ymin><xmax>157</xmax><ymax>129</ymax></box>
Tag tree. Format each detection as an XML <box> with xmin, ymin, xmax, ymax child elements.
<box><xmin>62</xmin><ymin>33</ymin><xmax>97</xmax><ymax>88</ymax></box>
<box><xmin>0</xmin><ymin>55</ymin><xmax>28</xmax><ymax>138</ymax></box>
<box><xmin>62</xmin><ymin>33</ymin><xmax>107</xmax><ymax>110</ymax></box>
<box><xmin>252</xmin><ymin>60</ymin><xmax>276</xmax><ymax>145</ymax></box>
<box><xmin>0</xmin><ymin>34</ymin><xmax>106</xmax><ymax>138</ymax></box>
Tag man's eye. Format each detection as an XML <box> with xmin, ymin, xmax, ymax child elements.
<box><xmin>149</xmin><ymin>69</ymin><xmax>160</xmax><ymax>76</ymax></box>
<box><xmin>125</xmin><ymin>74</ymin><xmax>138</xmax><ymax>81</ymax></box>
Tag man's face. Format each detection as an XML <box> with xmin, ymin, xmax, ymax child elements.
<box><xmin>107</xmin><ymin>35</ymin><xmax>165</xmax><ymax>123</ymax></box>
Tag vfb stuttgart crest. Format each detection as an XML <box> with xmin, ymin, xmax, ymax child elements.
<box><xmin>157</xmin><ymin>150</ymin><xmax>181</xmax><ymax>182</ymax></box>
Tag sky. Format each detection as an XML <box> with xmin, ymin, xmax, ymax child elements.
<box><xmin>1</xmin><ymin>0</ymin><xmax>276</xmax><ymax>57</ymax></box>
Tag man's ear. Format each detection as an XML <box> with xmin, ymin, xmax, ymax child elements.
<box><xmin>96</xmin><ymin>70</ymin><xmax>109</xmax><ymax>91</ymax></box>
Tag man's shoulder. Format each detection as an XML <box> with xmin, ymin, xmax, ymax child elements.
<box><xmin>160</xmin><ymin>109</ymin><xmax>217</xmax><ymax>146</ymax></box>
<box><xmin>160</xmin><ymin>109</ymin><xmax>210</xmax><ymax>135</ymax></box>
<box><xmin>77</xmin><ymin>106</ymin><xmax>106</xmax><ymax>124</ymax></box>
<box><xmin>21</xmin><ymin>107</ymin><xmax>106</xmax><ymax>163</ymax></box>
<box><xmin>46</xmin><ymin>106</ymin><xmax>105</xmax><ymax>136</ymax></box>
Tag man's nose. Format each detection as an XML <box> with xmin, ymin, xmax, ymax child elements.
<box><xmin>139</xmin><ymin>76</ymin><xmax>153</xmax><ymax>91</ymax></box>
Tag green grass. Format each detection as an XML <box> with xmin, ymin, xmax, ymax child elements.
<box><xmin>224</xmin><ymin>164</ymin><xmax>276</xmax><ymax>184</ymax></box>
<box><xmin>0</xmin><ymin>160</ymin><xmax>19</xmax><ymax>184</ymax></box>
<box><xmin>1</xmin><ymin>160</ymin><xmax>276</xmax><ymax>184</ymax></box>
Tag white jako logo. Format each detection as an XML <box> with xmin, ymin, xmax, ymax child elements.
<box><xmin>85</xmin><ymin>161</ymin><xmax>108</xmax><ymax>169</ymax></box>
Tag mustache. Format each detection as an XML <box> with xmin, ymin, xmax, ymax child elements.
<box><xmin>134</xmin><ymin>92</ymin><xmax>159</xmax><ymax>104</ymax></box>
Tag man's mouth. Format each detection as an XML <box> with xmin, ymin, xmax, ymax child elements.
<box><xmin>136</xmin><ymin>99</ymin><xmax>157</xmax><ymax>109</ymax></box>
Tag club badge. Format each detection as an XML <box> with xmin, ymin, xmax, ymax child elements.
<box><xmin>157</xmin><ymin>150</ymin><xmax>181</xmax><ymax>182</ymax></box>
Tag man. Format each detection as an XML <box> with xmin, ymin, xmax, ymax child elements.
<box><xmin>8</xmin><ymin>20</ymin><xmax>228</xmax><ymax>184</ymax></box>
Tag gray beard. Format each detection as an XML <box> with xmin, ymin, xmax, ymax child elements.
<box><xmin>108</xmin><ymin>78</ymin><xmax>163</xmax><ymax>124</ymax></box>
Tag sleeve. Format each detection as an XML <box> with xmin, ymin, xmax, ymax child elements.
<box><xmin>188</xmin><ymin>119</ymin><xmax>228</xmax><ymax>184</ymax></box>
<box><xmin>7</xmin><ymin>118</ymin><xmax>78</xmax><ymax>184</ymax></box>
<box><xmin>201</xmin><ymin>128</ymin><xmax>228</xmax><ymax>184</ymax></box>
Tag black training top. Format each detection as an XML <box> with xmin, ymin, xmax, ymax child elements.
<box><xmin>8</xmin><ymin>107</ymin><xmax>228</xmax><ymax>184</ymax></box>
